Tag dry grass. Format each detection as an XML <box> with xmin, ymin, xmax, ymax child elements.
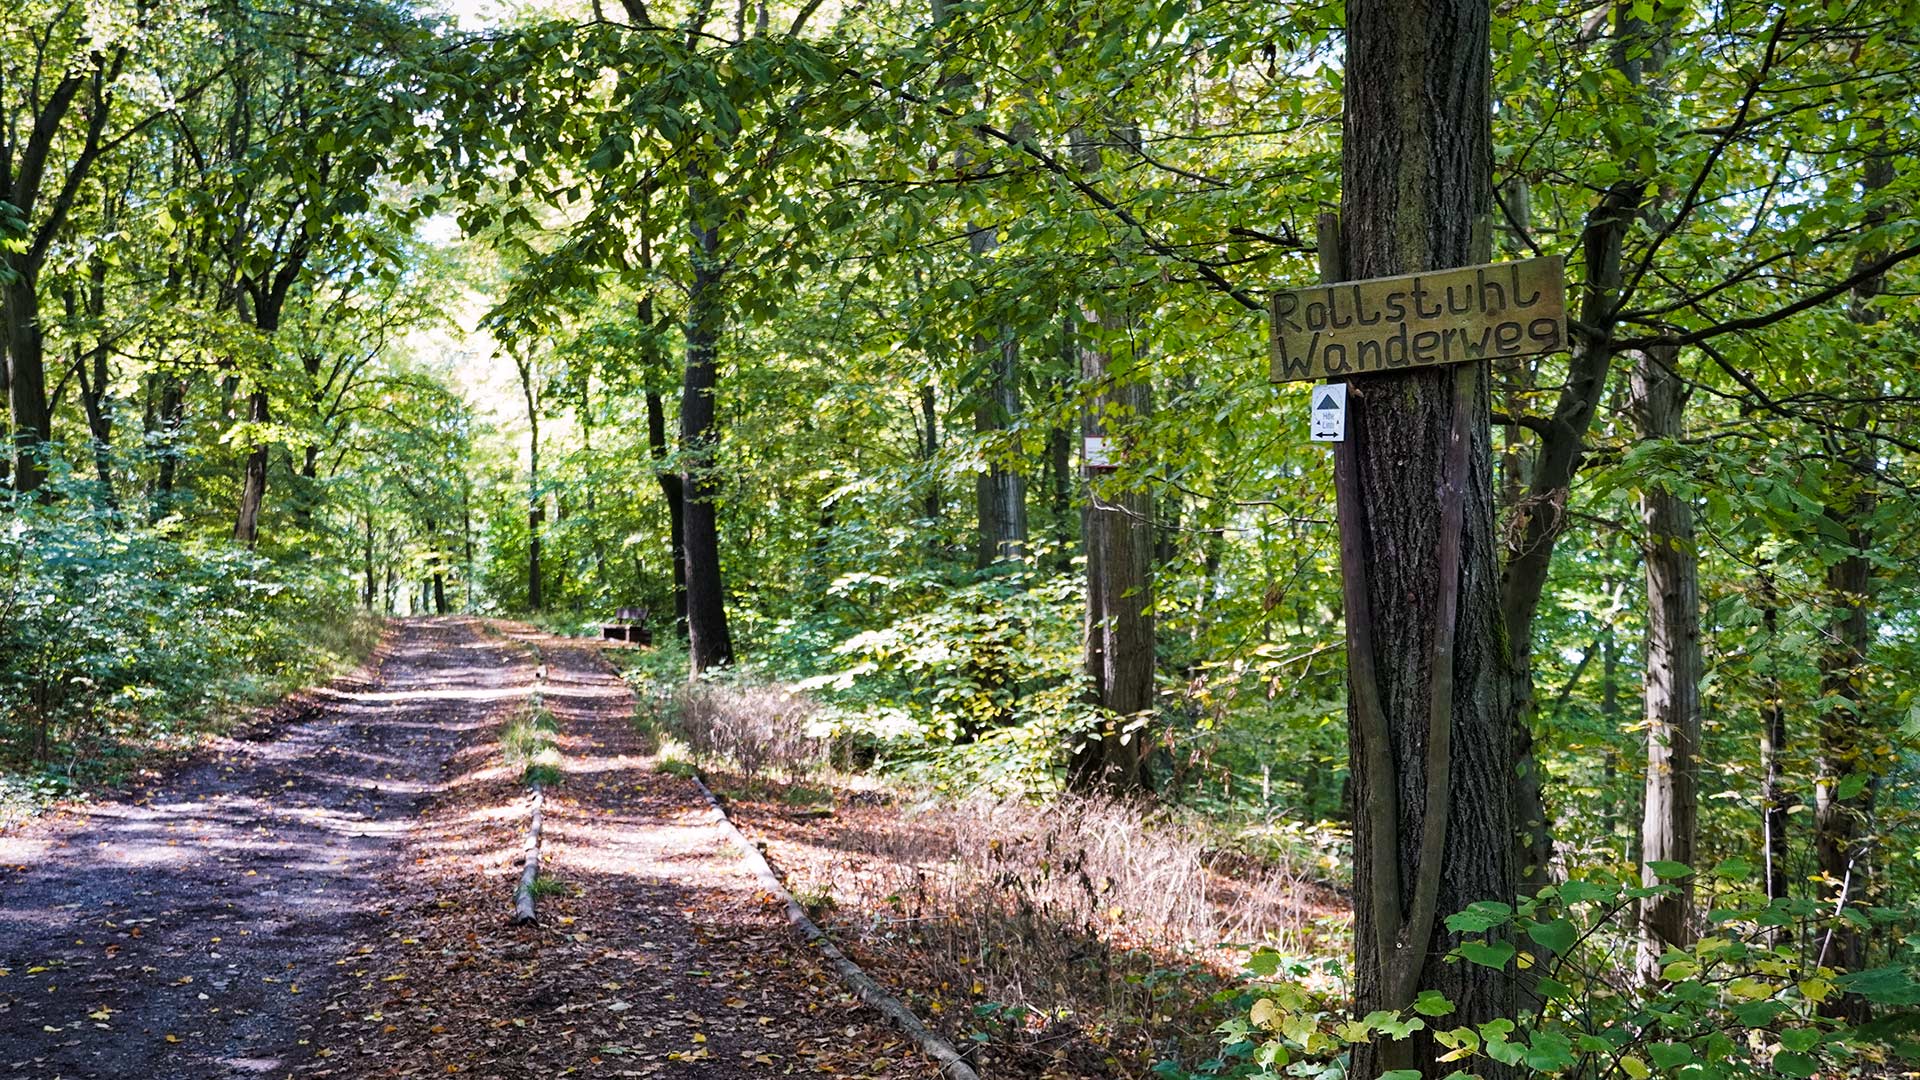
<box><xmin>729</xmin><ymin>782</ymin><xmax>1345</xmax><ymax>1076</ymax></box>
<box><xmin>645</xmin><ymin>667</ymin><xmax>1347</xmax><ymax>1074</ymax></box>
<box><xmin>671</xmin><ymin>680</ymin><xmax>824</xmax><ymax>783</ymax></box>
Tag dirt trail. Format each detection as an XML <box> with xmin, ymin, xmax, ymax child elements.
<box><xmin>0</xmin><ymin>617</ymin><xmax>522</xmax><ymax>1078</ymax></box>
<box><xmin>299</xmin><ymin>630</ymin><xmax>924</xmax><ymax>1079</ymax></box>
<box><xmin>1</xmin><ymin>618</ymin><xmax>925</xmax><ymax>1080</ymax></box>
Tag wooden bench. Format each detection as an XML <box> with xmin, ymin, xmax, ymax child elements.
<box><xmin>601</xmin><ymin>606</ymin><xmax>652</xmax><ymax>645</ymax></box>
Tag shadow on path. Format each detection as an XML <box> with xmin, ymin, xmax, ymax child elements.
<box><xmin>0</xmin><ymin>618</ymin><xmax>532</xmax><ymax>1080</ymax></box>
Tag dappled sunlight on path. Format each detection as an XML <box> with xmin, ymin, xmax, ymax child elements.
<box><xmin>298</xmin><ymin>634</ymin><xmax>929</xmax><ymax>1079</ymax></box>
<box><xmin>0</xmin><ymin>617</ymin><xmax>534</xmax><ymax>1080</ymax></box>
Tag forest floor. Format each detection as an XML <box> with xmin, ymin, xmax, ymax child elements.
<box><xmin>0</xmin><ymin>617</ymin><xmax>923</xmax><ymax>1080</ymax></box>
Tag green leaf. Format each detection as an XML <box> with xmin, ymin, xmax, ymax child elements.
<box><xmin>1647</xmin><ymin>860</ymin><xmax>1694</xmax><ymax>879</ymax></box>
<box><xmin>1647</xmin><ymin>1041</ymin><xmax>1694</xmax><ymax>1068</ymax></box>
<box><xmin>1413</xmin><ymin>990</ymin><xmax>1455</xmax><ymax>1017</ymax></box>
<box><xmin>1245</xmin><ymin>948</ymin><xmax>1283</xmax><ymax>977</ymax></box>
<box><xmin>1535</xmin><ymin>976</ymin><xmax>1574</xmax><ymax>1000</ymax></box>
<box><xmin>1710</xmin><ymin>856</ymin><xmax>1753</xmax><ymax>879</ymax></box>
<box><xmin>1525</xmin><ymin>1031</ymin><xmax>1576</xmax><ymax>1072</ymax></box>
<box><xmin>1458</xmin><ymin>941</ymin><xmax>1516</xmax><ymax>970</ymax></box>
<box><xmin>1527</xmin><ymin>917</ymin><xmax>1579</xmax><ymax>955</ymax></box>
<box><xmin>1835</xmin><ymin>965</ymin><xmax>1920</xmax><ymax>1005</ymax></box>
<box><xmin>1559</xmin><ymin>880</ymin><xmax>1613</xmax><ymax>905</ymax></box>
<box><xmin>1772</xmin><ymin>1051</ymin><xmax>1818</xmax><ymax>1078</ymax></box>
<box><xmin>1778</xmin><ymin>1028</ymin><xmax>1820</xmax><ymax>1053</ymax></box>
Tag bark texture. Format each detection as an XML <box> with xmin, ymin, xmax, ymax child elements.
<box><xmin>4</xmin><ymin>275</ymin><xmax>52</xmax><ymax>494</ymax></box>
<box><xmin>1068</xmin><ymin>127</ymin><xmax>1154</xmax><ymax>792</ymax></box>
<box><xmin>970</xmin><ymin>222</ymin><xmax>1028</xmax><ymax>568</ymax></box>
<box><xmin>1630</xmin><ymin>343</ymin><xmax>1701</xmax><ymax>980</ymax></box>
<box><xmin>232</xmin><ymin>389</ymin><xmax>271</xmax><ymax>547</ymax></box>
<box><xmin>1339</xmin><ymin>0</ymin><xmax>1517</xmax><ymax>1073</ymax></box>
<box><xmin>1072</xmin><ymin>304</ymin><xmax>1154</xmax><ymax>793</ymax></box>
<box><xmin>1812</xmin><ymin>138</ymin><xmax>1892</xmax><ymax>993</ymax></box>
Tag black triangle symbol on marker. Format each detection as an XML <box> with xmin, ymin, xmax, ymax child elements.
<box><xmin>1316</xmin><ymin>393</ymin><xmax>1338</xmax><ymax>411</ymax></box>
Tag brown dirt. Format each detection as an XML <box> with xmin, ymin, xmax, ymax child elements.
<box><xmin>0</xmin><ymin>618</ymin><xmax>926</xmax><ymax>1080</ymax></box>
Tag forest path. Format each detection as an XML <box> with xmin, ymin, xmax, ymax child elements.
<box><xmin>0</xmin><ymin>617</ymin><xmax>517</xmax><ymax>1078</ymax></box>
<box><xmin>0</xmin><ymin>618</ymin><xmax>923</xmax><ymax>1080</ymax></box>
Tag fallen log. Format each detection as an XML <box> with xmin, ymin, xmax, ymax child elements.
<box><xmin>689</xmin><ymin>773</ymin><xmax>981</xmax><ymax>1080</ymax></box>
<box><xmin>512</xmin><ymin>783</ymin><xmax>544</xmax><ymax>924</ymax></box>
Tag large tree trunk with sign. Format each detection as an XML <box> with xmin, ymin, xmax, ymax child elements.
<box><xmin>1629</xmin><ymin>344</ymin><xmax>1700</xmax><ymax>981</ymax></box>
<box><xmin>1335</xmin><ymin>0</ymin><xmax>1517</xmax><ymax>1075</ymax></box>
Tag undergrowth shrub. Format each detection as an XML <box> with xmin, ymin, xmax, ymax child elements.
<box><xmin>0</xmin><ymin>495</ymin><xmax>369</xmax><ymax>798</ymax></box>
<box><xmin>792</xmin><ymin>564</ymin><xmax>1099</xmax><ymax>793</ymax></box>
<box><xmin>1203</xmin><ymin>863</ymin><xmax>1920</xmax><ymax>1080</ymax></box>
<box><xmin>791</xmin><ymin>791</ymin><xmax>1330</xmax><ymax>1071</ymax></box>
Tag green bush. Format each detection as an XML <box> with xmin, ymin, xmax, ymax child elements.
<box><xmin>1196</xmin><ymin>865</ymin><xmax>1920</xmax><ymax>1080</ymax></box>
<box><xmin>0</xmin><ymin>495</ymin><xmax>369</xmax><ymax>789</ymax></box>
<box><xmin>791</xmin><ymin>563</ymin><xmax>1101</xmax><ymax>793</ymax></box>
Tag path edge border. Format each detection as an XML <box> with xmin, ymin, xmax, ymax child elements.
<box><xmin>689</xmin><ymin>772</ymin><xmax>984</xmax><ymax>1080</ymax></box>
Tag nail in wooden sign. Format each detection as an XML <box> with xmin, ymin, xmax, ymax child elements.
<box><xmin>1270</xmin><ymin>255</ymin><xmax>1566</xmax><ymax>384</ymax></box>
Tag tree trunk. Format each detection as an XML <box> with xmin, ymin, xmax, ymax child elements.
<box><xmin>231</xmin><ymin>279</ymin><xmax>298</xmax><ymax>546</ymax></box>
<box><xmin>1630</xmin><ymin>343</ymin><xmax>1700</xmax><ymax>981</ymax></box>
<box><xmin>971</xmin><ymin>244</ymin><xmax>1028</xmax><ymax>568</ymax></box>
<box><xmin>3</xmin><ymin>274</ymin><xmax>52</xmax><ymax>494</ymax></box>
<box><xmin>1337</xmin><ymin>0</ymin><xmax>1517</xmax><ymax>1072</ymax></box>
<box><xmin>1047</xmin><ymin>311</ymin><xmax>1076</xmax><ymax>564</ymax></box>
<box><xmin>74</xmin><ymin>344</ymin><xmax>116</xmax><ymax>509</ymax></box>
<box><xmin>647</xmin><ymin>388</ymin><xmax>689</xmax><ymax>635</ymax></box>
<box><xmin>1496</xmin><ymin>3</ymin><xmax>1673</xmax><ymax>891</ymax></box>
<box><xmin>232</xmin><ymin>388</ymin><xmax>271</xmax><ymax>547</ymax></box>
<box><xmin>1072</xmin><ymin>344</ymin><xmax>1155</xmax><ymax>792</ymax></box>
<box><xmin>363</xmin><ymin>511</ymin><xmax>376</xmax><ymax>608</ymax></box>
<box><xmin>1814</xmin><ymin>499</ymin><xmax>1872</xmax><ymax>980</ymax></box>
<box><xmin>1812</xmin><ymin>137</ymin><xmax>1891</xmax><ymax>994</ymax></box>
<box><xmin>1069</xmin><ymin>128</ymin><xmax>1154</xmax><ymax>794</ymax></box>
<box><xmin>151</xmin><ymin>374</ymin><xmax>184</xmax><ymax>519</ymax></box>
<box><xmin>528</xmin><ymin>499</ymin><xmax>544</xmax><ymax>611</ymax></box>
<box><xmin>1759</xmin><ymin>577</ymin><xmax>1791</xmax><ymax>920</ymax></box>
<box><xmin>638</xmin><ymin>226</ymin><xmax>690</xmax><ymax>636</ymax></box>
<box><xmin>682</xmin><ymin>171</ymin><xmax>735</xmax><ymax>673</ymax></box>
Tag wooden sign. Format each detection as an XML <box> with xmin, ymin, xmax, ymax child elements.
<box><xmin>1270</xmin><ymin>255</ymin><xmax>1566</xmax><ymax>384</ymax></box>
